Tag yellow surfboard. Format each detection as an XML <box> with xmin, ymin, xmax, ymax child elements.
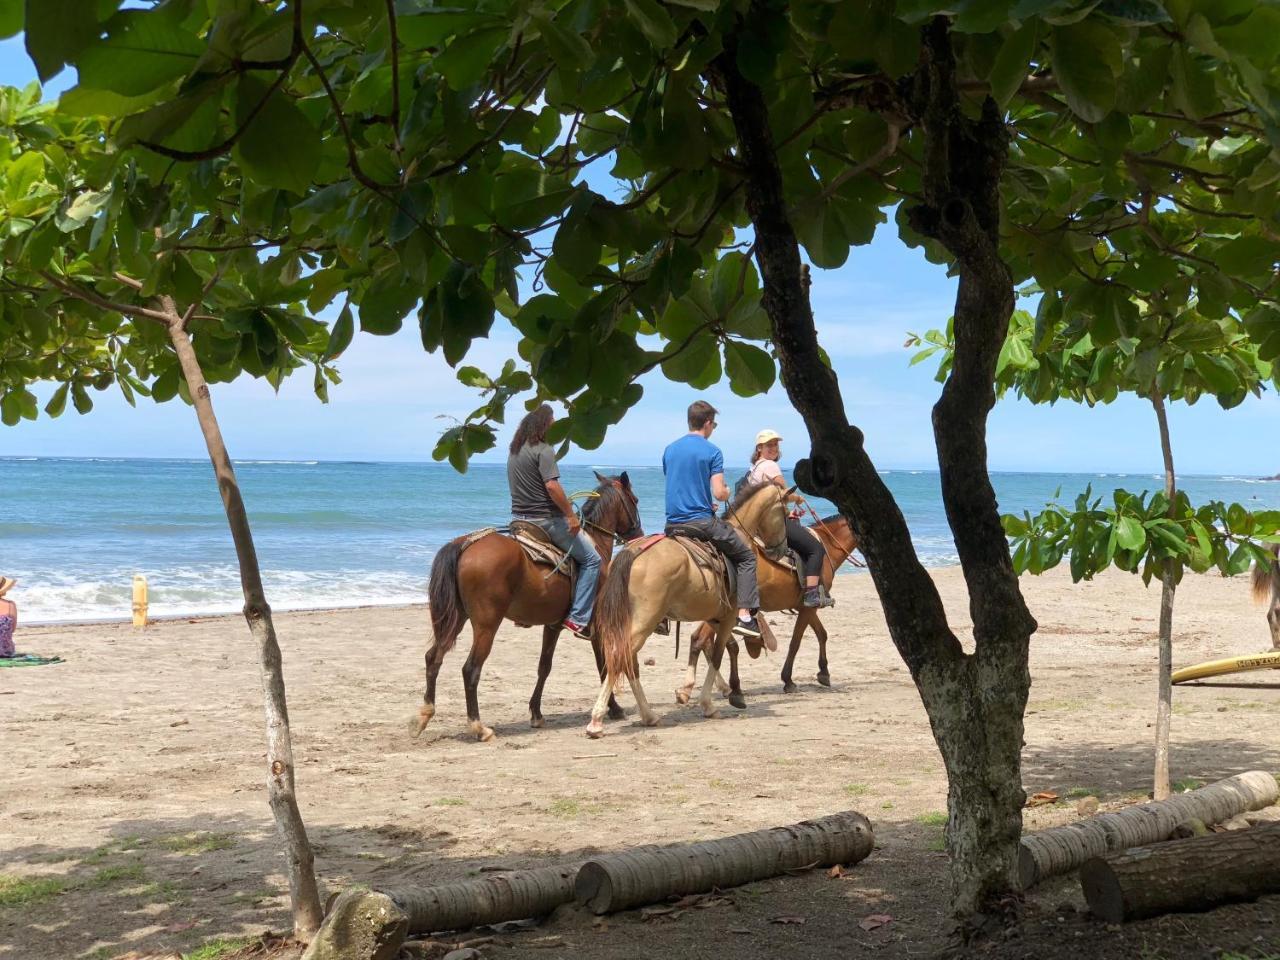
<box><xmin>1172</xmin><ymin>651</ymin><xmax>1280</xmax><ymax>684</ymax></box>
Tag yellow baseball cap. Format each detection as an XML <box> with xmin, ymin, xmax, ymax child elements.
<box><xmin>755</xmin><ymin>429</ymin><xmax>783</xmax><ymax>445</ymax></box>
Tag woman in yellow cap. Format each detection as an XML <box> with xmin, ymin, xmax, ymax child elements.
<box><xmin>746</xmin><ymin>431</ymin><xmax>833</xmax><ymax>608</ymax></box>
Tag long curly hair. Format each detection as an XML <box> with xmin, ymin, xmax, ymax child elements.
<box><xmin>509</xmin><ymin>404</ymin><xmax>554</xmax><ymax>455</ymax></box>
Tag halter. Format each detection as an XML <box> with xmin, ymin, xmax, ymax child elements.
<box><xmin>575</xmin><ymin>481</ymin><xmax>642</xmax><ymax>547</ymax></box>
<box><xmin>725</xmin><ymin>486</ymin><xmax>789</xmax><ymax>560</ymax></box>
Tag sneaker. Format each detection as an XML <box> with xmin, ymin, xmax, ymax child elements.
<box><xmin>732</xmin><ymin>617</ymin><xmax>761</xmax><ymax>639</ymax></box>
<box><xmin>803</xmin><ymin>586</ymin><xmax>836</xmax><ymax>609</ymax></box>
<box><xmin>563</xmin><ymin>619</ymin><xmax>592</xmax><ymax>640</ymax></box>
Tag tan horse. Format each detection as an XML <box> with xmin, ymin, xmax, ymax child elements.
<box><xmin>1253</xmin><ymin>542</ymin><xmax>1280</xmax><ymax>649</ymax></box>
<box><xmin>678</xmin><ymin>514</ymin><xmax>860</xmax><ymax>706</ymax></box>
<box><xmin>586</xmin><ymin>482</ymin><xmax>790</xmax><ymax>738</ymax></box>
<box><xmin>413</xmin><ymin>473</ymin><xmax>643</xmax><ymax>742</ymax></box>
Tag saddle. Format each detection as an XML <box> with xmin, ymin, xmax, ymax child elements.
<box><xmin>460</xmin><ymin>524</ymin><xmax>576</xmax><ymax>583</ymax></box>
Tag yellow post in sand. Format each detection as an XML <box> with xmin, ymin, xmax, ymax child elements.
<box><xmin>131</xmin><ymin>574</ymin><xmax>148</xmax><ymax>627</ymax></box>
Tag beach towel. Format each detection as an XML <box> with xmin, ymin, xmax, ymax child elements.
<box><xmin>0</xmin><ymin>653</ymin><xmax>65</xmax><ymax>668</ymax></box>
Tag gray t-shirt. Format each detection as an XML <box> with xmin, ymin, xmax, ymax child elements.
<box><xmin>508</xmin><ymin>442</ymin><xmax>560</xmax><ymax>519</ymax></box>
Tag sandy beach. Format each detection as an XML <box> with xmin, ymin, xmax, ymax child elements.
<box><xmin>2</xmin><ymin>566</ymin><xmax>1279</xmax><ymax>959</ymax></box>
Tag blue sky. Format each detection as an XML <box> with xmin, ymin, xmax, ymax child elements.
<box><xmin>3</xmin><ymin>39</ymin><xmax>1276</xmax><ymax>475</ymax></box>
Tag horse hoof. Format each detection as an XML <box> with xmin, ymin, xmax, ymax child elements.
<box><xmin>641</xmin><ymin>716</ymin><xmax>660</xmax><ymax>728</ymax></box>
<box><xmin>674</xmin><ymin>688</ymin><xmax>691</xmax><ymax>705</ymax></box>
<box><xmin>470</xmin><ymin>722</ymin><xmax>496</xmax><ymax>742</ymax></box>
<box><xmin>530</xmin><ymin>715</ymin><xmax>546</xmax><ymax>729</ymax></box>
<box><xmin>703</xmin><ymin>709</ymin><xmax>721</xmax><ymax>720</ymax></box>
<box><xmin>608</xmin><ymin>706</ymin><xmax>627</xmax><ymax>721</ymax></box>
<box><xmin>728</xmin><ymin>692</ymin><xmax>747</xmax><ymax>710</ymax></box>
<box><xmin>817</xmin><ymin>673</ymin><xmax>831</xmax><ymax>687</ymax></box>
<box><xmin>782</xmin><ymin>681</ymin><xmax>798</xmax><ymax>694</ymax></box>
<box><xmin>585</xmin><ymin>723</ymin><xmax>605</xmax><ymax>739</ymax></box>
<box><xmin>409</xmin><ymin>706</ymin><xmax>435</xmax><ymax>738</ymax></box>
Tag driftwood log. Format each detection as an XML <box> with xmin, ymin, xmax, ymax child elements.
<box><xmin>303</xmin><ymin>811</ymin><xmax>874</xmax><ymax>959</ymax></box>
<box><xmin>575</xmin><ymin>810</ymin><xmax>874</xmax><ymax>914</ymax></box>
<box><xmin>1081</xmin><ymin>822</ymin><xmax>1280</xmax><ymax>922</ymax></box>
<box><xmin>1019</xmin><ymin>770</ymin><xmax>1278</xmax><ymax>888</ymax></box>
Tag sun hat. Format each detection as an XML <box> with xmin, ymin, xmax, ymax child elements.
<box><xmin>0</xmin><ymin>577</ymin><xmax>16</xmax><ymax>597</ymax></box>
<box><xmin>755</xmin><ymin>429</ymin><xmax>783</xmax><ymax>445</ymax></box>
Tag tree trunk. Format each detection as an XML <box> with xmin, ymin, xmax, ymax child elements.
<box><xmin>575</xmin><ymin>810</ymin><xmax>874</xmax><ymax>914</ymax></box>
<box><xmin>1151</xmin><ymin>392</ymin><xmax>1176</xmax><ymax>801</ymax></box>
<box><xmin>713</xmin><ymin>14</ymin><xmax>1033</xmax><ymax>928</ymax></box>
<box><xmin>164</xmin><ymin>300</ymin><xmax>324</xmax><ymax>939</ymax></box>
<box><xmin>1019</xmin><ymin>769</ymin><xmax>1278</xmax><ymax>888</ymax></box>
<box><xmin>1080</xmin><ymin>822</ymin><xmax>1280</xmax><ymax>923</ymax></box>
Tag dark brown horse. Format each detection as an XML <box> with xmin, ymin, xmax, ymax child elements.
<box><xmin>412</xmin><ymin>473</ymin><xmax>643</xmax><ymax>741</ymax></box>
<box><xmin>679</xmin><ymin>514</ymin><xmax>860</xmax><ymax>706</ymax></box>
<box><xmin>1253</xmin><ymin>542</ymin><xmax>1280</xmax><ymax>650</ymax></box>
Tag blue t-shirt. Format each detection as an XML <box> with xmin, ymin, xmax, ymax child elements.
<box><xmin>662</xmin><ymin>434</ymin><xmax>724</xmax><ymax>524</ymax></box>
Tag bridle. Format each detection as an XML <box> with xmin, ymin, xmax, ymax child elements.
<box><xmin>579</xmin><ymin>480</ymin><xmax>643</xmax><ymax>547</ymax></box>
<box><xmin>725</xmin><ymin>485</ymin><xmax>789</xmax><ymax>560</ymax></box>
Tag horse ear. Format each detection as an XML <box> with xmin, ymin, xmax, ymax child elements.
<box><xmin>594</xmin><ymin>470</ymin><xmax>608</xmax><ymax>484</ymax></box>
<box><xmin>620</xmin><ymin>471</ymin><xmax>631</xmax><ymax>488</ymax></box>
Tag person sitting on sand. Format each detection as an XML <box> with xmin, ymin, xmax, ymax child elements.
<box><xmin>0</xmin><ymin>577</ymin><xmax>17</xmax><ymax>659</ymax></box>
<box><xmin>507</xmin><ymin>404</ymin><xmax>601</xmax><ymax>640</ymax></box>
<box><xmin>746</xmin><ymin>430</ymin><xmax>834</xmax><ymax>609</ymax></box>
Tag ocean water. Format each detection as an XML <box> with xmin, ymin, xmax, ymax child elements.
<box><xmin>3</xmin><ymin>456</ymin><xmax>1279</xmax><ymax>624</ymax></box>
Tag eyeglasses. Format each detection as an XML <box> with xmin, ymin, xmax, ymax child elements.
<box><xmin>709</xmin><ymin>421</ymin><xmax>718</xmax><ymax>428</ymax></box>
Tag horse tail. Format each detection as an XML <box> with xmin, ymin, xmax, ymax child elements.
<box><xmin>428</xmin><ymin>538</ymin><xmax>468</xmax><ymax>652</ymax></box>
<box><xmin>1252</xmin><ymin>542</ymin><xmax>1280</xmax><ymax>604</ymax></box>
<box><xmin>597</xmin><ymin>548</ymin><xmax>638</xmax><ymax>681</ymax></box>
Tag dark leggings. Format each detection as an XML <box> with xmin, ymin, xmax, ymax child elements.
<box><xmin>786</xmin><ymin>518</ymin><xmax>825</xmax><ymax>579</ymax></box>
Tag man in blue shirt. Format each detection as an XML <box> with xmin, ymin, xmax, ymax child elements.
<box><xmin>662</xmin><ymin>400</ymin><xmax>760</xmax><ymax>638</ymax></box>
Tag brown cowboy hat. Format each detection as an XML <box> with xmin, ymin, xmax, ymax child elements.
<box><xmin>0</xmin><ymin>577</ymin><xmax>16</xmax><ymax>597</ymax></box>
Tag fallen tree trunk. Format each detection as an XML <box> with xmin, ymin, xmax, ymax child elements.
<box><xmin>303</xmin><ymin>811</ymin><xmax>874</xmax><ymax>958</ymax></box>
<box><xmin>1019</xmin><ymin>770</ymin><xmax>1278</xmax><ymax>888</ymax></box>
<box><xmin>1080</xmin><ymin>822</ymin><xmax>1280</xmax><ymax>922</ymax></box>
<box><xmin>575</xmin><ymin>810</ymin><xmax>874</xmax><ymax>914</ymax></box>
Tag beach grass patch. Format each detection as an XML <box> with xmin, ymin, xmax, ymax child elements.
<box><xmin>433</xmin><ymin>797</ymin><xmax>467</xmax><ymax>807</ymax></box>
<box><xmin>183</xmin><ymin>936</ymin><xmax>253</xmax><ymax>960</ymax></box>
<box><xmin>83</xmin><ymin>836</ymin><xmax>148</xmax><ymax>864</ymax></box>
<box><xmin>843</xmin><ymin>783</ymin><xmax>869</xmax><ymax>797</ymax></box>
<box><xmin>0</xmin><ymin>874</ymin><xmax>66</xmax><ymax>907</ymax></box>
<box><xmin>157</xmin><ymin>832</ymin><xmax>237</xmax><ymax>855</ymax></box>
<box><xmin>1066</xmin><ymin>786</ymin><xmax>1097</xmax><ymax>799</ymax></box>
<box><xmin>548</xmin><ymin>796</ymin><xmax>605</xmax><ymax>818</ymax></box>
<box><xmin>915</xmin><ymin>811</ymin><xmax>948</xmax><ymax>827</ymax></box>
<box><xmin>88</xmin><ymin>862</ymin><xmax>147</xmax><ymax>889</ymax></box>
<box><xmin>881</xmin><ymin>801</ymin><xmax>894</xmax><ymax>810</ymax></box>
<box><xmin>139</xmin><ymin>879</ymin><xmax>188</xmax><ymax>904</ymax></box>
<box><xmin>708</xmin><ymin>778</ymin><xmax>734</xmax><ymax>790</ymax></box>
<box><xmin>1173</xmin><ymin>778</ymin><xmax>1204</xmax><ymax>793</ymax></box>
<box><xmin>926</xmin><ymin>835</ymin><xmax>947</xmax><ymax>852</ymax></box>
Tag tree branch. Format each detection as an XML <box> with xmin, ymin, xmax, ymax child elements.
<box><xmin>41</xmin><ymin>271</ymin><xmax>172</xmax><ymax>325</ymax></box>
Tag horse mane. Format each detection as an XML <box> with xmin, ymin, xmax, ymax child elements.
<box><xmin>728</xmin><ymin>480</ymin><xmax>777</xmax><ymax>512</ymax></box>
<box><xmin>582</xmin><ymin>477</ymin><xmax>623</xmax><ymax>521</ymax></box>
<box><xmin>816</xmin><ymin>512</ymin><xmax>847</xmax><ymax>526</ymax></box>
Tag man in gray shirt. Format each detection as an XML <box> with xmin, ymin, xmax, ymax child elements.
<box><xmin>507</xmin><ymin>404</ymin><xmax>601</xmax><ymax>637</ymax></box>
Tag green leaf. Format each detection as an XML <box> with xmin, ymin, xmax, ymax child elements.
<box><xmin>724</xmin><ymin>341</ymin><xmax>775</xmax><ymax>397</ymax></box>
<box><xmin>988</xmin><ymin>21</ymin><xmax>1039</xmax><ymax>107</ymax></box>
<box><xmin>661</xmin><ymin>332</ymin><xmax>720</xmax><ymax>386</ymax></box>
<box><xmin>43</xmin><ymin>382</ymin><xmax>69</xmax><ymax>417</ymax></box>
<box><xmin>624</xmin><ymin>0</ymin><xmax>677</xmax><ymax>48</ymax></box>
<box><xmin>232</xmin><ymin>74</ymin><xmax>320</xmax><ymax>194</ymax></box>
<box><xmin>76</xmin><ymin>11</ymin><xmax>204</xmax><ymax>96</ymax></box>
<box><xmin>324</xmin><ymin>303</ymin><xmax>354</xmax><ymax>359</ymax></box>
<box><xmin>1169</xmin><ymin>44</ymin><xmax>1218</xmax><ymax>120</ymax></box>
<box><xmin>71</xmin><ymin>381</ymin><xmax>92</xmax><ymax>415</ymax></box>
<box><xmin>1048</xmin><ymin>20</ymin><xmax>1122</xmax><ymax>123</ymax></box>
<box><xmin>0</xmin><ymin>0</ymin><xmax>22</xmax><ymax>39</ymax></box>
<box><xmin>1116</xmin><ymin>515</ymin><xmax>1146</xmax><ymax>550</ymax></box>
<box><xmin>25</xmin><ymin>0</ymin><xmax>102</xmax><ymax>81</ymax></box>
<box><xmin>359</xmin><ymin>274</ymin><xmax>419</xmax><ymax>336</ymax></box>
<box><xmin>1215</xmin><ymin>237</ymin><xmax>1279</xmax><ymax>279</ymax></box>
<box><xmin>435</xmin><ymin>27</ymin><xmax>506</xmax><ymax>89</ymax></box>
<box><xmin>55</xmin><ymin>189</ymin><xmax>112</xmax><ymax>232</ymax></box>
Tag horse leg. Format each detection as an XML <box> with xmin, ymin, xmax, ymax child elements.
<box><xmin>781</xmin><ymin>613</ymin><xmax>807</xmax><ymax>694</ymax></box>
<box><xmin>697</xmin><ymin>622</ymin><xmax>733</xmax><ymax>719</ymax></box>
<box><xmin>411</xmin><ymin>634</ymin><xmax>456</xmax><ymax>737</ymax></box>
<box><xmin>723</xmin><ymin>639</ymin><xmax>746</xmax><ymax>710</ymax></box>
<box><xmin>626</xmin><ymin>630</ymin><xmax>659</xmax><ymax>727</ymax></box>
<box><xmin>1269</xmin><ymin>598</ymin><xmax>1280</xmax><ymax>651</ymax></box>
<box><xmin>461</xmin><ymin>620</ymin><xmax>498</xmax><ymax>742</ymax></box>
<box><xmin>716</xmin><ymin>639</ymin><xmax>734</xmax><ymax>697</ymax></box>
<box><xmin>814</xmin><ymin>614</ymin><xmax>831</xmax><ymax>686</ymax></box>
<box><xmin>528</xmin><ymin>624</ymin><xmax>561</xmax><ymax>729</ymax></box>
<box><xmin>590</xmin><ymin>635</ymin><xmax>626</xmax><ymax>720</ymax></box>
<box><xmin>585</xmin><ymin>672</ymin><xmax>620</xmax><ymax>738</ymax></box>
<box><xmin>675</xmin><ymin>624</ymin><xmax>706</xmax><ymax>706</ymax></box>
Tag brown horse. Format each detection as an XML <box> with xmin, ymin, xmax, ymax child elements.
<box><xmin>586</xmin><ymin>482</ymin><xmax>790</xmax><ymax>738</ymax></box>
<box><xmin>679</xmin><ymin>514</ymin><xmax>860</xmax><ymax>706</ymax></box>
<box><xmin>412</xmin><ymin>472</ymin><xmax>643</xmax><ymax>741</ymax></box>
<box><xmin>1252</xmin><ymin>542</ymin><xmax>1280</xmax><ymax>649</ymax></box>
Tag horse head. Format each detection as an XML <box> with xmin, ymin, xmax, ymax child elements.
<box><xmin>589</xmin><ymin>470</ymin><xmax>644</xmax><ymax>542</ymax></box>
<box><xmin>727</xmin><ymin>481</ymin><xmax>789</xmax><ymax>559</ymax></box>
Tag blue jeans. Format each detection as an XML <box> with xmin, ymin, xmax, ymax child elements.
<box><xmin>521</xmin><ymin>515</ymin><xmax>601</xmax><ymax>626</ymax></box>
